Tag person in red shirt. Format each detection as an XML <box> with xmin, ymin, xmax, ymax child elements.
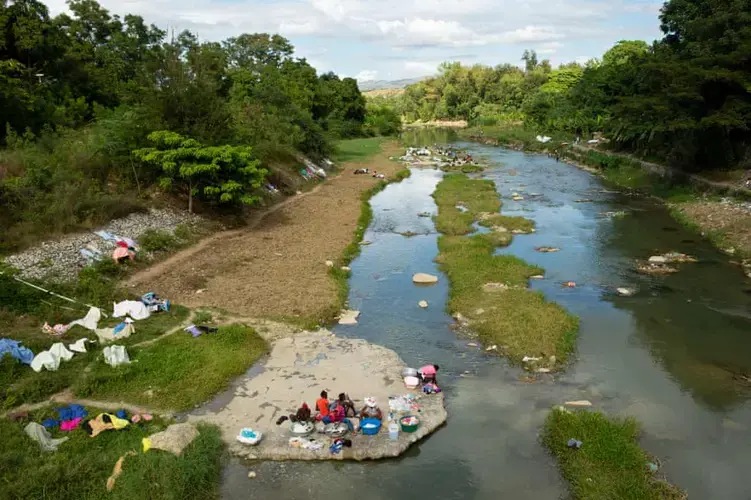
<box><xmin>315</xmin><ymin>390</ymin><xmax>330</xmax><ymax>421</ymax></box>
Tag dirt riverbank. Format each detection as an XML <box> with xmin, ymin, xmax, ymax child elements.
<box><xmin>126</xmin><ymin>141</ymin><xmax>402</xmax><ymax>322</ymax></box>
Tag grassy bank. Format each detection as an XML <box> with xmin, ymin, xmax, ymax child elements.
<box><xmin>459</xmin><ymin>124</ymin><xmax>571</xmax><ymax>153</ymax></box>
<box><xmin>433</xmin><ymin>174</ymin><xmax>578</xmax><ymax>366</ymax></box>
<box><xmin>73</xmin><ymin>324</ymin><xmax>266</xmax><ymax>411</ymax></box>
<box><xmin>563</xmin><ymin>148</ymin><xmax>751</xmax><ymax>259</ymax></box>
<box><xmin>333</xmin><ymin>137</ymin><xmax>389</xmax><ymax>163</ymax></box>
<box><xmin>543</xmin><ymin>408</ymin><xmax>685</xmax><ymax>500</ymax></box>
<box><xmin>0</xmin><ymin>407</ymin><xmax>224</xmax><ymax>500</ymax></box>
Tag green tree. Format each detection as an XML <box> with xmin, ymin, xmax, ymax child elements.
<box><xmin>133</xmin><ymin>131</ymin><xmax>267</xmax><ymax>212</ymax></box>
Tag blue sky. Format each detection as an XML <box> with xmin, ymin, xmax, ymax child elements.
<box><xmin>48</xmin><ymin>0</ymin><xmax>665</xmax><ymax>82</ymax></box>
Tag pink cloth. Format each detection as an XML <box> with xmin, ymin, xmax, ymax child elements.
<box><xmin>419</xmin><ymin>365</ymin><xmax>436</xmax><ymax>376</ymax></box>
<box><xmin>60</xmin><ymin>417</ymin><xmax>83</xmax><ymax>431</ymax></box>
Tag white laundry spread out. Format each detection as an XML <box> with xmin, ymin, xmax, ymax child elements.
<box><xmin>68</xmin><ymin>307</ymin><xmax>102</xmax><ymax>331</ymax></box>
<box><xmin>31</xmin><ymin>351</ymin><xmax>61</xmax><ymax>372</ymax></box>
<box><xmin>49</xmin><ymin>343</ymin><xmax>74</xmax><ymax>361</ymax></box>
<box><xmin>103</xmin><ymin>345</ymin><xmax>130</xmax><ymax>367</ymax></box>
<box><xmin>68</xmin><ymin>338</ymin><xmax>89</xmax><ymax>353</ymax></box>
<box><xmin>113</xmin><ymin>301</ymin><xmax>150</xmax><ymax>320</ymax></box>
<box><xmin>95</xmin><ymin>319</ymin><xmax>135</xmax><ymax>343</ymax></box>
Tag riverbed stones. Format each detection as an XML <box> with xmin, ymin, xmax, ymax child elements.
<box><xmin>338</xmin><ymin>310</ymin><xmax>360</xmax><ymax>325</ymax></box>
<box><xmin>189</xmin><ymin>329</ymin><xmax>447</xmax><ymax>461</ymax></box>
<box><xmin>341</xmin><ymin>266</ymin><xmax>351</xmax><ymax>272</ymax></box>
<box><xmin>564</xmin><ymin>400</ymin><xmax>593</xmax><ymax>407</ymax></box>
<box><xmin>535</xmin><ymin>246</ymin><xmax>560</xmax><ymax>253</ymax></box>
<box><xmin>412</xmin><ymin>273</ymin><xmax>439</xmax><ymax>284</ymax></box>
<box><xmin>418</xmin><ymin>300</ymin><xmax>428</xmax><ymax>308</ymax></box>
<box><xmin>616</xmin><ymin>287</ymin><xmax>636</xmax><ymax>296</ymax></box>
<box><xmin>637</xmin><ymin>262</ymin><xmax>678</xmax><ymax>275</ymax></box>
<box><xmin>648</xmin><ymin>255</ymin><xmax>668</xmax><ymax>263</ymax></box>
<box><xmin>3</xmin><ymin>207</ymin><xmax>203</xmax><ymax>281</ymax></box>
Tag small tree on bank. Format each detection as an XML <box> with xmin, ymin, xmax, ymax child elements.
<box><xmin>134</xmin><ymin>131</ymin><xmax>267</xmax><ymax>212</ymax></box>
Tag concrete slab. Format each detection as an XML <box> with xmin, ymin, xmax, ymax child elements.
<box><xmin>190</xmin><ymin>330</ymin><xmax>447</xmax><ymax>460</ymax></box>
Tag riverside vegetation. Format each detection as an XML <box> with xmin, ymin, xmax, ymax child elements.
<box><xmin>432</xmin><ymin>174</ymin><xmax>578</xmax><ymax>366</ymax></box>
<box><xmin>0</xmin><ymin>0</ymin><xmax>400</xmax><ymax>254</ymax></box>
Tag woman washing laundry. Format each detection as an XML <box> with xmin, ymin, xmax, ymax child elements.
<box><xmin>359</xmin><ymin>397</ymin><xmax>383</xmax><ymax>420</ymax></box>
<box><xmin>418</xmin><ymin>364</ymin><xmax>440</xmax><ymax>385</ymax></box>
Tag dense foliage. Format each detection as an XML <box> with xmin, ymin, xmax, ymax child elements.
<box><xmin>0</xmin><ymin>0</ymin><xmax>383</xmax><ymax>252</ymax></box>
<box><xmin>382</xmin><ymin>0</ymin><xmax>750</xmax><ymax>171</ymax></box>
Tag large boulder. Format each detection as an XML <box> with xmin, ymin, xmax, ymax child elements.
<box><xmin>412</xmin><ymin>273</ymin><xmax>438</xmax><ymax>285</ymax></box>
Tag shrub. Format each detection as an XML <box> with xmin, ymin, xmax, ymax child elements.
<box><xmin>139</xmin><ymin>229</ymin><xmax>179</xmax><ymax>253</ymax></box>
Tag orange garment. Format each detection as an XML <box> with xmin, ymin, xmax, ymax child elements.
<box><xmin>316</xmin><ymin>397</ymin><xmax>330</xmax><ymax>416</ymax></box>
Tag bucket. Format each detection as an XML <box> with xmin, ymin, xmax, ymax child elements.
<box><xmin>388</xmin><ymin>422</ymin><xmax>399</xmax><ymax>440</ymax></box>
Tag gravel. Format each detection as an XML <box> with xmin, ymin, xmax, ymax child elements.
<box><xmin>3</xmin><ymin>208</ymin><xmax>204</xmax><ymax>282</ymax></box>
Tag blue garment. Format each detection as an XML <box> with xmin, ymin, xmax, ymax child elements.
<box><xmin>0</xmin><ymin>338</ymin><xmax>34</xmax><ymax>365</ymax></box>
<box><xmin>42</xmin><ymin>418</ymin><xmax>60</xmax><ymax>429</ymax></box>
<box><xmin>115</xmin><ymin>410</ymin><xmax>127</xmax><ymax>420</ymax></box>
<box><xmin>113</xmin><ymin>322</ymin><xmax>128</xmax><ymax>334</ymax></box>
<box><xmin>57</xmin><ymin>404</ymin><xmax>88</xmax><ymax>421</ymax></box>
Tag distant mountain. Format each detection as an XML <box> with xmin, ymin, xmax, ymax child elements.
<box><xmin>357</xmin><ymin>77</ymin><xmax>426</xmax><ymax>91</ymax></box>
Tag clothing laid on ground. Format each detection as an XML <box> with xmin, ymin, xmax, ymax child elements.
<box><xmin>0</xmin><ymin>338</ymin><xmax>34</xmax><ymax>365</ymax></box>
<box><xmin>25</xmin><ymin>422</ymin><xmax>68</xmax><ymax>452</ymax></box>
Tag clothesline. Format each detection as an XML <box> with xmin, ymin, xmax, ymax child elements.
<box><xmin>0</xmin><ymin>271</ymin><xmax>108</xmax><ymax>318</ymax></box>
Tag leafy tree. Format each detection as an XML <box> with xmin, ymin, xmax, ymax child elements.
<box><xmin>133</xmin><ymin>131</ymin><xmax>267</xmax><ymax>212</ymax></box>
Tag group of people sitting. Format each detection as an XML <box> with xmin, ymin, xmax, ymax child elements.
<box><xmin>315</xmin><ymin>391</ymin><xmax>384</xmax><ymax>423</ymax></box>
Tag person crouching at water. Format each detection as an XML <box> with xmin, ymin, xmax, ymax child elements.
<box><xmin>359</xmin><ymin>397</ymin><xmax>383</xmax><ymax>420</ymax></box>
<box><xmin>419</xmin><ymin>364</ymin><xmax>439</xmax><ymax>385</ymax></box>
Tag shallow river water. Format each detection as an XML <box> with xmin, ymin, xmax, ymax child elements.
<box><xmin>222</xmin><ymin>132</ymin><xmax>751</xmax><ymax>499</ymax></box>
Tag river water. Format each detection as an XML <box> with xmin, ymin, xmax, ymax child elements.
<box><xmin>222</xmin><ymin>131</ymin><xmax>751</xmax><ymax>499</ymax></box>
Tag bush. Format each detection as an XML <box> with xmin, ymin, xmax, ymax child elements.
<box><xmin>139</xmin><ymin>229</ymin><xmax>179</xmax><ymax>253</ymax></box>
<box><xmin>364</xmin><ymin>104</ymin><xmax>401</xmax><ymax>136</ymax></box>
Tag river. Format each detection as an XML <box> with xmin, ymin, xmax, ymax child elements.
<box><xmin>221</xmin><ymin>130</ymin><xmax>751</xmax><ymax>499</ymax></box>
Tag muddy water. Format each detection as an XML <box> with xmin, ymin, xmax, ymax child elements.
<box><xmin>222</xmin><ymin>136</ymin><xmax>751</xmax><ymax>499</ymax></box>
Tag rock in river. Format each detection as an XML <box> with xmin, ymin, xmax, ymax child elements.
<box><xmin>188</xmin><ymin>329</ymin><xmax>447</xmax><ymax>461</ymax></box>
<box><xmin>338</xmin><ymin>310</ymin><xmax>360</xmax><ymax>325</ymax></box>
<box><xmin>413</xmin><ymin>273</ymin><xmax>439</xmax><ymax>284</ymax></box>
<box><xmin>418</xmin><ymin>300</ymin><xmax>429</xmax><ymax>308</ymax></box>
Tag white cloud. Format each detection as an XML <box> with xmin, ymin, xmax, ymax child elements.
<box><xmin>43</xmin><ymin>0</ymin><xmax>662</xmax><ymax>79</ymax></box>
<box><xmin>536</xmin><ymin>41</ymin><xmax>564</xmax><ymax>55</ymax></box>
<box><xmin>403</xmin><ymin>60</ymin><xmax>440</xmax><ymax>77</ymax></box>
<box><xmin>498</xmin><ymin>26</ymin><xmax>565</xmax><ymax>43</ymax></box>
<box><xmin>355</xmin><ymin>70</ymin><xmax>379</xmax><ymax>82</ymax></box>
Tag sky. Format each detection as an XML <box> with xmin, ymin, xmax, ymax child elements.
<box><xmin>46</xmin><ymin>0</ymin><xmax>665</xmax><ymax>82</ymax></box>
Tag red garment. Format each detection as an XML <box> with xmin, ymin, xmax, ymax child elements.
<box><xmin>316</xmin><ymin>398</ymin><xmax>330</xmax><ymax>417</ymax></box>
<box><xmin>60</xmin><ymin>417</ymin><xmax>83</xmax><ymax>431</ymax></box>
<box><xmin>330</xmin><ymin>404</ymin><xmax>345</xmax><ymax>423</ymax></box>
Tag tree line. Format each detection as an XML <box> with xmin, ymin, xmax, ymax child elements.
<box><xmin>0</xmin><ymin>0</ymin><xmax>399</xmax><ymax>253</ymax></box>
<box><xmin>376</xmin><ymin>0</ymin><xmax>749</xmax><ymax>172</ymax></box>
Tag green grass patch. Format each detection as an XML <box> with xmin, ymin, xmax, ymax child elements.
<box><xmin>73</xmin><ymin>324</ymin><xmax>266</xmax><ymax>411</ymax></box>
<box><xmin>542</xmin><ymin>408</ymin><xmax>685</xmax><ymax>500</ymax></box>
<box><xmin>0</xmin><ymin>408</ymin><xmax>224</xmax><ymax>500</ymax></box>
<box><xmin>333</xmin><ymin>137</ymin><xmax>388</xmax><ymax>163</ymax></box>
<box><xmin>433</xmin><ymin>174</ymin><xmax>578</xmax><ymax>365</ymax></box>
<box><xmin>0</xmin><ymin>305</ymin><xmax>189</xmax><ymax>410</ymax></box>
<box><xmin>478</xmin><ymin>214</ymin><xmax>535</xmax><ymax>233</ymax></box>
<box><xmin>432</xmin><ymin>174</ymin><xmax>500</xmax><ymax>235</ymax></box>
